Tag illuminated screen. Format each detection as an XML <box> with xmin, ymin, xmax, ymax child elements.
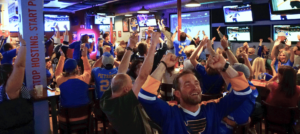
<box><xmin>170</xmin><ymin>11</ymin><xmax>210</xmax><ymax>39</ymax></box>
<box><xmin>223</xmin><ymin>4</ymin><xmax>253</xmax><ymax>23</ymax></box>
<box><xmin>273</xmin><ymin>25</ymin><xmax>300</xmax><ymax>42</ymax></box>
<box><xmin>44</xmin><ymin>14</ymin><xmax>70</xmax><ymax>31</ymax></box>
<box><xmin>227</xmin><ymin>26</ymin><xmax>251</xmax><ymax>42</ymax></box>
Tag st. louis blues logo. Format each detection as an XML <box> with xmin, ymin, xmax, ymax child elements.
<box><xmin>185</xmin><ymin>118</ymin><xmax>206</xmax><ymax>134</ymax></box>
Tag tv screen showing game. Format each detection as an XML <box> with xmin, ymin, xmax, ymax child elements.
<box><xmin>227</xmin><ymin>26</ymin><xmax>251</xmax><ymax>42</ymax></box>
<box><xmin>95</xmin><ymin>15</ymin><xmax>114</xmax><ymax>25</ymax></box>
<box><xmin>170</xmin><ymin>11</ymin><xmax>210</xmax><ymax>40</ymax></box>
<box><xmin>137</xmin><ymin>14</ymin><xmax>157</xmax><ymax>27</ymax></box>
<box><xmin>273</xmin><ymin>25</ymin><xmax>300</xmax><ymax>42</ymax></box>
<box><xmin>270</xmin><ymin>7</ymin><xmax>300</xmax><ymax>20</ymax></box>
<box><xmin>223</xmin><ymin>4</ymin><xmax>253</xmax><ymax>23</ymax></box>
<box><xmin>8</xmin><ymin>0</ymin><xmax>18</xmax><ymax>32</ymax></box>
<box><xmin>44</xmin><ymin>14</ymin><xmax>70</xmax><ymax>31</ymax></box>
<box><xmin>270</xmin><ymin>0</ymin><xmax>300</xmax><ymax>14</ymax></box>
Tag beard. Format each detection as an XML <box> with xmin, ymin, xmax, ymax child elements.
<box><xmin>181</xmin><ymin>94</ymin><xmax>202</xmax><ymax>105</ymax></box>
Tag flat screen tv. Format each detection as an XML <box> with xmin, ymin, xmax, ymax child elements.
<box><xmin>273</xmin><ymin>25</ymin><xmax>300</xmax><ymax>42</ymax></box>
<box><xmin>223</xmin><ymin>4</ymin><xmax>253</xmax><ymax>23</ymax></box>
<box><xmin>8</xmin><ymin>0</ymin><xmax>18</xmax><ymax>32</ymax></box>
<box><xmin>270</xmin><ymin>7</ymin><xmax>300</xmax><ymax>20</ymax></box>
<box><xmin>270</xmin><ymin>0</ymin><xmax>300</xmax><ymax>14</ymax></box>
<box><xmin>170</xmin><ymin>11</ymin><xmax>210</xmax><ymax>39</ymax></box>
<box><xmin>137</xmin><ymin>14</ymin><xmax>157</xmax><ymax>27</ymax></box>
<box><xmin>95</xmin><ymin>15</ymin><xmax>114</xmax><ymax>25</ymax></box>
<box><xmin>44</xmin><ymin>14</ymin><xmax>70</xmax><ymax>31</ymax></box>
<box><xmin>227</xmin><ymin>26</ymin><xmax>251</xmax><ymax>42</ymax></box>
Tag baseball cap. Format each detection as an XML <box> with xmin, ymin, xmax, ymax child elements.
<box><xmin>102</xmin><ymin>52</ymin><xmax>114</xmax><ymax>67</ymax></box>
<box><xmin>64</xmin><ymin>59</ymin><xmax>77</xmax><ymax>72</ymax></box>
<box><xmin>232</xmin><ymin>63</ymin><xmax>250</xmax><ymax>79</ymax></box>
<box><xmin>278</xmin><ymin>32</ymin><xmax>286</xmax><ymax>37</ymax></box>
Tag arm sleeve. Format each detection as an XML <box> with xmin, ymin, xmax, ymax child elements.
<box><xmin>69</xmin><ymin>42</ymin><xmax>76</xmax><ymax>49</ymax></box>
<box><xmin>195</xmin><ymin>64</ymin><xmax>207</xmax><ymax>76</ymax></box>
<box><xmin>7</xmin><ymin>49</ymin><xmax>17</xmax><ymax>58</ymax></box>
<box><xmin>218</xmin><ymin>31</ymin><xmax>224</xmax><ymax>39</ymax></box>
<box><xmin>138</xmin><ymin>76</ymin><xmax>173</xmax><ymax>126</ymax></box>
<box><xmin>213</xmin><ymin>72</ymin><xmax>251</xmax><ymax>118</ymax></box>
<box><xmin>257</xmin><ymin>46</ymin><xmax>263</xmax><ymax>57</ymax></box>
<box><xmin>46</xmin><ymin>69</ymin><xmax>51</xmax><ymax>78</ymax></box>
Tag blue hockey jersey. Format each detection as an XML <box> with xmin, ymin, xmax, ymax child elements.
<box><xmin>138</xmin><ymin>72</ymin><xmax>252</xmax><ymax>134</ymax></box>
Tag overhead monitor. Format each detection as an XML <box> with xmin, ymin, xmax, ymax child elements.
<box><xmin>137</xmin><ymin>14</ymin><xmax>157</xmax><ymax>27</ymax></box>
<box><xmin>273</xmin><ymin>25</ymin><xmax>300</xmax><ymax>42</ymax></box>
<box><xmin>227</xmin><ymin>26</ymin><xmax>251</xmax><ymax>42</ymax></box>
<box><xmin>223</xmin><ymin>4</ymin><xmax>253</xmax><ymax>23</ymax></box>
<box><xmin>270</xmin><ymin>0</ymin><xmax>300</xmax><ymax>14</ymax></box>
<box><xmin>44</xmin><ymin>14</ymin><xmax>70</xmax><ymax>31</ymax></box>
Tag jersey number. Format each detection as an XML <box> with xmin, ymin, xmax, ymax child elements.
<box><xmin>100</xmin><ymin>80</ymin><xmax>109</xmax><ymax>92</ymax></box>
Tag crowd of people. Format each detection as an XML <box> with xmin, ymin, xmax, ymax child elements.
<box><xmin>0</xmin><ymin>18</ymin><xmax>300</xmax><ymax>134</ymax></box>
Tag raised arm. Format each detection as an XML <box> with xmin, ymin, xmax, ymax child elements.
<box><xmin>157</xmin><ymin>19</ymin><xmax>163</xmax><ymax>31</ymax></box>
<box><xmin>190</xmin><ymin>38</ymin><xmax>207</xmax><ymax>68</ymax></box>
<box><xmin>118</xmin><ymin>32</ymin><xmax>138</xmax><ymax>74</ymax></box>
<box><xmin>80</xmin><ymin>44</ymin><xmax>92</xmax><ymax>84</ymax></box>
<box><xmin>55</xmin><ymin>25</ymin><xmax>61</xmax><ymax>45</ymax></box>
<box><xmin>217</xmin><ymin>26</ymin><xmax>223</xmax><ymax>39</ymax></box>
<box><xmin>240</xmin><ymin>52</ymin><xmax>253</xmax><ymax>80</ymax></box>
<box><xmin>270</xmin><ymin>58</ymin><xmax>277</xmax><ymax>76</ymax></box>
<box><xmin>268</xmin><ymin>37</ymin><xmax>274</xmax><ymax>43</ymax></box>
<box><xmin>55</xmin><ymin>49</ymin><xmax>65</xmax><ymax>78</ymax></box>
<box><xmin>171</xmin><ymin>27</ymin><xmax>178</xmax><ymax>42</ymax></box>
<box><xmin>63</xmin><ymin>25</ymin><xmax>69</xmax><ymax>45</ymax></box>
<box><xmin>132</xmin><ymin>32</ymin><xmax>159</xmax><ymax>97</ymax></box>
<box><xmin>221</xmin><ymin>39</ymin><xmax>238</xmax><ymax>65</ymax></box>
<box><xmin>92</xmin><ymin>57</ymin><xmax>103</xmax><ymax>69</ymax></box>
<box><xmin>185</xmin><ymin>31</ymin><xmax>193</xmax><ymax>41</ymax></box>
<box><xmin>290</xmin><ymin>46</ymin><xmax>296</xmax><ymax>63</ymax></box>
<box><xmin>5</xmin><ymin>33</ymin><xmax>26</xmax><ymax>99</ymax></box>
<box><xmin>271</xmin><ymin>45</ymin><xmax>278</xmax><ymax>60</ymax></box>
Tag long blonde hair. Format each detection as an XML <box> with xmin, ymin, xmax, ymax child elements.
<box><xmin>277</xmin><ymin>50</ymin><xmax>289</xmax><ymax>63</ymax></box>
<box><xmin>252</xmin><ymin>57</ymin><xmax>266</xmax><ymax>80</ymax></box>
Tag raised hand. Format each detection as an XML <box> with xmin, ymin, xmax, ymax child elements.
<box><xmin>199</xmin><ymin>37</ymin><xmax>208</xmax><ymax>47</ymax></box>
<box><xmin>81</xmin><ymin>44</ymin><xmax>87</xmax><ymax>57</ymax></box>
<box><xmin>128</xmin><ymin>32</ymin><xmax>139</xmax><ymax>49</ymax></box>
<box><xmin>297</xmin><ymin>35</ymin><xmax>300</xmax><ymax>41</ymax></box>
<box><xmin>64</xmin><ymin>25</ymin><xmax>68</xmax><ymax>30</ymax></box>
<box><xmin>217</xmin><ymin>26</ymin><xmax>221</xmax><ymax>32</ymax></box>
<box><xmin>239</xmin><ymin>51</ymin><xmax>248</xmax><ymax>59</ymax></box>
<box><xmin>220</xmin><ymin>39</ymin><xmax>229</xmax><ymax>49</ymax></box>
<box><xmin>208</xmin><ymin>54</ymin><xmax>226</xmax><ymax>70</ymax></box>
<box><xmin>59</xmin><ymin>48</ymin><xmax>65</xmax><ymax>57</ymax></box>
<box><xmin>212</xmin><ymin>37</ymin><xmax>216</xmax><ymax>41</ymax></box>
<box><xmin>176</xmin><ymin>26</ymin><xmax>178</xmax><ymax>32</ymax></box>
<box><xmin>259</xmin><ymin>39</ymin><xmax>263</xmax><ymax>42</ymax></box>
<box><xmin>202</xmin><ymin>30</ymin><xmax>205</xmax><ymax>35</ymax></box>
<box><xmin>151</xmin><ymin>32</ymin><xmax>161</xmax><ymax>45</ymax></box>
<box><xmin>18</xmin><ymin>33</ymin><xmax>26</xmax><ymax>46</ymax></box>
<box><xmin>161</xmin><ymin>53</ymin><xmax>177</xmax><ymax>68</ymax></box>
<box><xmin>197</xmin><ymin>30</ymin><xmax>200</xmax><ymax>35</ymax></box>
<box><xmin>55</xmin><ymin>25</ymin><xmax>59</xmax><ymax>30</ymax></box>
<box><xmin>161</xmin><ymin>19</ymin><xmax>164</xmax><ymax>24</ymax></box>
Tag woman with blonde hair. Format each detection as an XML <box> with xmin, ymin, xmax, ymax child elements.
<box><xmin>252</xmin><ymin>57</ymin><xmax>272</xmax><ymax>80</ymax></box>
<box><xmin>271</xmin><ymin>48</ymin><xmax>296</xmax><ymax>73</ymax></box>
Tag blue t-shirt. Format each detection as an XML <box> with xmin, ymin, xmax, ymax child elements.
<box><xmin>274</xmin><ymin>59</ymin><xmax>294</xmax><ymax>72</ymax></box>
<box><xmin>59</xmin><ymin>79</ymin><xmax>90</xmax><ymax>107</ymax></box>
<box><xmin>219</xmin><ymin>81</ymin><xmax>258</xmax><ymax>134</ymax></box>
<box><xmin>69</xmin><ymin>41</ymin><xmax>90</xmax><ymax>60</ymax></box>
<box><xmin>103</xmin><ymin>41</ymin><xmax>115</xmax><ymax>57</ymax></box>
<box><xmin>257</xmin><ymin>46</ymin><xmax>269</xmax><ymax>58</ymax></box>
<box><xmin>173</xmin><ymin>39</ymin><xmax>191</xmax><ymax>60</ymax></box>
<box><xmin>92</xmin><ymin>67</ymin><xmax>118</xmax><ymax>99</ymax></box>
<box><xmin>46</xmin><ymin>69</ymin><xmax>51</xmax><ymax>78</ymax></box>
<box><xmin>1</xmin><ymin>49</ymin><xmax>17</xmax><ymax>64</ymax></box>
<box><xmin>195</xmin><ymin>64</ymin><xmax>224</xmax><ymax>94</ymax></box>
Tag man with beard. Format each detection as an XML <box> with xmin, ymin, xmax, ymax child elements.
<box><xmin>138</xmin><ymin>38</ymin><xmax>252</xmax><ymax>134</ymax></box>
<box><xmin>190</xmin><ymin>37</ymin><xmax>224</xmax><ymax>94</ymax></box>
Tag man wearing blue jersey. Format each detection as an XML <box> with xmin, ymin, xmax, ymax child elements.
<box><xmin>171</xmin><ymin>26</ymin><xmax>193</xmax><ymax>60</ymax></box>
<box><xmin>92</xmin><ymin>52</ymin><xmax>118</xmax><ymax>99</ymax></box>
<box><xmin>138</xmin><ymin>38</ymin><xmax>253</xmax><ymax>134</ymax></box>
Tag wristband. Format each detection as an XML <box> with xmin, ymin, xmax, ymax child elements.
<box><xmin>160</xmin><ymin>61</ymin><xmax>167</xmax><ymax>68</ymax></box>
<box><xmin>126</xmin><ymin>47</ymin><xmax>133</xmax><ymax>51</ymax></box>
<box><xmin>224</xmin><ymin>46</ymin><xmax>230</xmax><ymax>51</ymax></box>
<box><xmin>222</xmin><ymin>62</ymin><xmax>230</xmax><ymax>72</ymax></box>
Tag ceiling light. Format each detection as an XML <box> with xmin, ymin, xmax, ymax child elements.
<box><xmin>137</xmin><ymin>6</ymin><xmax>149</xmax><ymax>14</ymax></box>
<box><xmin>125</xmin><ymin>14</ymin><xmax>132</xmax><ymax>16</ymax></box>
<box><xmin>185</xmin><ymin>0</ymin><xmax>201</xmax><ymax>7</ymax></box>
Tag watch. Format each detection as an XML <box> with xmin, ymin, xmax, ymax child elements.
<box><xmin>224</xmin><ymin>46</ymin><xmax>230</xmax><ymax>51</ymax></box>
<box><xmin>222</xmin><ymin>62</ymin><xmax>230</xmax><ymax>72</ymax></box>
<box><xmin>126</xmin><ymin>47</ymin><xmax>133</xmax><ymax>51</ymax></box>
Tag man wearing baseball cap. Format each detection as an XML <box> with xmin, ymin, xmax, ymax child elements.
<box><xmin>54</xmin><ymin>44</ymin><xmax>91</xmax><ymax>107</ymax></box>
<box><xmin>92</xmin><ymin>52</ymin><xmax>118</xmax><ymax>99</ymax></box>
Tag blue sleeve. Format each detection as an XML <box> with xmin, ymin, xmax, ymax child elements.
<box><xmin>264</xmin><ymin>73</ymin><xmax>273</xmax><ymax>81</ymax></box>
<box><xmin>46</xmin><ymin>69</ymin><xmax>51</xmax><ymax>78</ymax></box>
<box><xmin>7</xmin><ymin>49</ymin><xmax>17</xmax><ymax>58</ymax></box>
<box><xmin>69</xmin><ymin>42</ymin><xmax>77</xmax><ymax>49</ymax></box>
<box><xmin>257</xmin><ymin>46</ymin><xmax>262</xmax><ymax>57</ymax></box>
<box><xmin>288</xmin><ymin>59</ymin><xmax>294</xmax><ymax>66</ymax></box>
<box><xmin>138</xmin><ymin>89</ymin><xmax>173</xmax><ymax>127</ymax></box>
<box><xmin>110</xmin><ymin>46</ymin><xmax>115</xmax><ymax>57</ymax></box>
<box><xmin>195</xmin><ymin>64</ymin><xmax>207</xmax><ymax>76</ymax></box>
<box><xmin>186</xmin><ymin>40</ymin><xmax>191</xmax><ymax>45</ymax></box>
<box><xmin>45</xmin><ymin>39</ymin><xmax>53</xmax><ymax>48</ymax></box>
<box><xmin>85</xmin><ymin>43</ymin><xmax>90</xmax><ymax>49</ymax></box>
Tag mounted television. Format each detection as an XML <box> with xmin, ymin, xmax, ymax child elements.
<box><xmin>273</xmin><ymin>25</ymin><xmax>300</xmax><ymax>42</ymax></box>
<box><xmin>170</xmin><ymin>11</ymin><xmax>210</xmax><ymax>40</ymax></box>
<box><xmin>44</xmin><ymin>14</ymin><xmax>70</xmax><ymax>31</ymax></box>
<box><xmin>95</xmin><ymin>15</ymin><xmax>114</xmax><ymax>25</ymax></box>
<box><xmin>8</xmin><ymin>0</ymin><xmax>18</xmax><ymax>32</ymax></box>
<box><xmin>270</xmin><ymin>8</ymin><xmax>300</xmax><ymax>20</ymax></box>
<box><xmin>270</xmin><ymin>0</ymin><xmax>300</xmax><ymax>14</ymax></box>
<box><xmin>227</xmin><ymin>26</ymin><xmax>251</xmax><ymax>42</ymax></box>
<box><xmin>137</xmin><ymin>14</ymin><xmax>157</xmax><ymax>27</ymax></box>
<box><xmin>223</xmin><ymin>4</ymin><xmax>253</xmax><ymax>23</ymax></box>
